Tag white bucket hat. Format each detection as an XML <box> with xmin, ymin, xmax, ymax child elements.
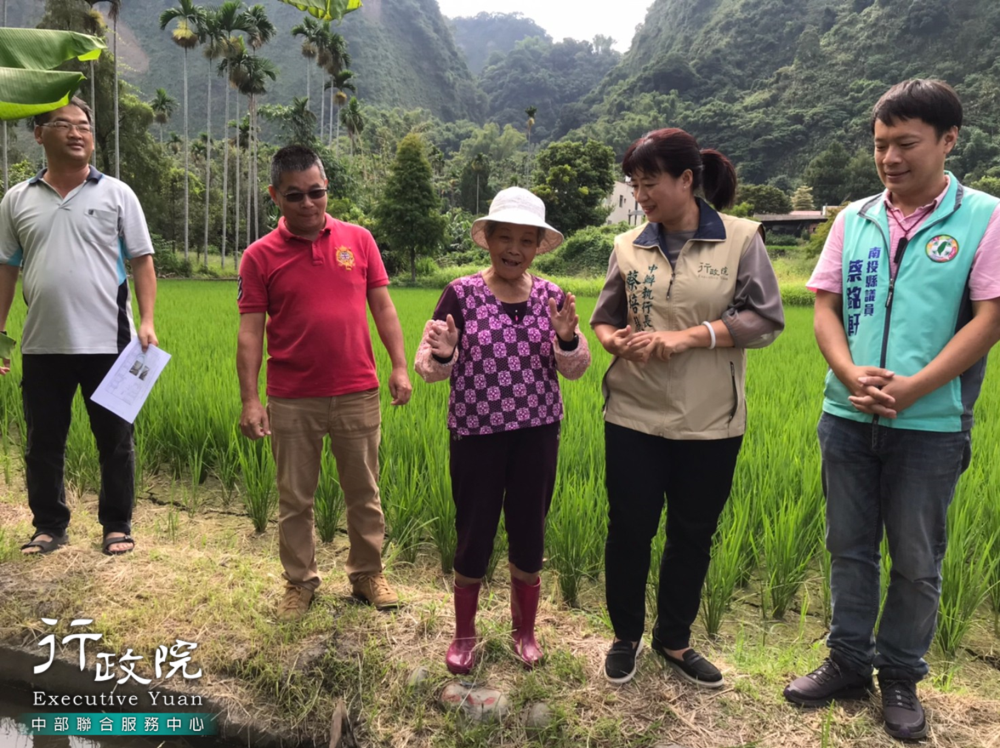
<box><xmin>470</xmin><ymin>186</ymin><xmax>564</xmax><ymax>254</ymax></box>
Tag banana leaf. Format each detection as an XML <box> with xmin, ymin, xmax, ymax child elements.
<box><xmin>276</xmin><ymin>0</ymin><xmax>361</xmax><ymax>22</ymax></box>
<box><xmin>0</xmin><ymin>29</ymin><xmax>106</xmax><ymax>122</ymax></box>
<box><xmin>0</xmin><ymin>29</ymin><xmax>105</xmax><ymax>69</ymax></box>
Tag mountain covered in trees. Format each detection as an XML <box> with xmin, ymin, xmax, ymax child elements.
<box><xmin>448</xmin><ymin>12</ymin><xmax>550</xmax><ymax>75</ymax></box>
<box><xmin>14</xmin><ymin>0</ymin><xmax>486</xmax><ymax>127</ymax></box>
<box><xmin>566</xmin><ymin>0</ymin><xmax>1000</xmax><ymax>187</ymax></box>
<box><xmin>10</xmin><ymin>0</ymin><xmax>1000</xmax><ymax>214</ymax></box>
<box><xmin>478</xmin><ymin>36</ymin><xmax>621</xmax><ymax>144</ymax></box>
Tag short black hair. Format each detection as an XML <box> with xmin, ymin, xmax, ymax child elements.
<box><xmin>270</xmin><ymin>145</ymin><xmax>326</xmax><ymax>189</ymax></box>
<box><xmin>34</xmin><ymin>96</ymin><xmax>93</xmax><ymax>127</ymax></box>
<box><xmin>870</xmin><ymin>79</ymin><xmax>962</xmax><ymax>138</ymax></box>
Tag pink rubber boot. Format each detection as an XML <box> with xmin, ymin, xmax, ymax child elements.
<box><xmin>511</xmin><ymin>576</ymin><xmax>543</xmax><ymax>668</ymax></box>
<box><xmin>446</xmin><ymin>581</ymin><xmax>480</xmax><ymax>675</ymax></box>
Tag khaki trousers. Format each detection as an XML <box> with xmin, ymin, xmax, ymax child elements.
<box><xmin>268</xmin><ymin>389</ymin><xmax>385</xmax><ymax>591</ymax></box>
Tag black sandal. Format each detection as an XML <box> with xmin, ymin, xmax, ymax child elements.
<box><xmin>21</xmin><ymin>532</ymin><xmax>68</xmax><ymax>555</ymax></box>
<box><xmin>102</xmin><ymin>534</ymin><xmax>136</xmax><ymax>556</ymax></box>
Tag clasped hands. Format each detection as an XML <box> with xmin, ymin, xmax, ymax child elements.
<box><xmin>605</xmin><ymin>326</ymin><xmax>695</xmax><ymax>364</ymax></box>
<box><xmin>843</xmin><ymin>366</ymin><xmax>922</xmax><ymax>419</ymax></box>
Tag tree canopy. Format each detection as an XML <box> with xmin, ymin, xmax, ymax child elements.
<box><xmin>531</xmin><ymin>139</ymin><xmax>616</xmax><ymax>236</ymax></box>
<box><xmin>373</xmin><ymin>133</ymin><xmax>447</xmax><ymax>282</ymax></box>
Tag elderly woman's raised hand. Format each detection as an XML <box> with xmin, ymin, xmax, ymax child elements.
<box><xmin>548</xmin><ymin>294</ymin><xmax>579</xmax><ymax>342</ymax></box>
<box><xmin>428</xmin><ymin>314</ymin><xmax>460</xmax><ymax>359</ymax></box>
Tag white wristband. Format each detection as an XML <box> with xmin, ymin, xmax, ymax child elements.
<box><xmin>702</xmin><ymin>321</ymin><xmax>716</xmax><ymax>350</ymax></box>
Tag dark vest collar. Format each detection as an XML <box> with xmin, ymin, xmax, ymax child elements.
<box><xmin>633</xmin><ymin>197</ymin><xmax>726</xmax><ymax>247</ymax></box>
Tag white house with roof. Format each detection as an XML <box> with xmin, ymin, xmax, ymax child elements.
<box><xmin>605</xmin><ymin>181</ymin><xmax>644</xmax><ymax>227</ymax></box>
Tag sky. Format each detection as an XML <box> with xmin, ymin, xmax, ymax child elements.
<box><xmin>435</xmin><ymin>0</ymin><xmax>652</xmax><ymax>52</ymax></box>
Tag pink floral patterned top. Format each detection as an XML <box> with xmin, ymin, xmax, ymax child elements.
<box><xmin>415</xmin><ymin>272</ymin><xmax>590</xmax><ymax>436</ymax></box>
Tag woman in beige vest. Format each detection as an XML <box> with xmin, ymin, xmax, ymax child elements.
<box><xmin>591</xmin><ymin>128</ymin><xmax>784</xmax><ymax>687</ymax></box>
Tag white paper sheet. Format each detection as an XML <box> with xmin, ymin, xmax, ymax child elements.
<box><xmin>90</xmin><ymin>339</ymin><xmax>171</xmax><ymax>423</ymax></box>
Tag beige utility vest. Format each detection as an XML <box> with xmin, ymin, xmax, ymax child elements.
<box><xmin>602</xmin><ymin>214</ymin><xmax>760</xmax><ymax>440</ymax></box>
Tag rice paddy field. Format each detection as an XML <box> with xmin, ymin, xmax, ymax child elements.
<box><xmin>1</xmin><ymin>282</ymin><xmax>1000</xmax><ymax>651</ymax></box>
<box><xmin>1</xmin><ymin>281</ymin><xmax>1000</xmax><ymax>746</ymax></box>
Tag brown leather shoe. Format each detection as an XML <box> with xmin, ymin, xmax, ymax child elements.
<box><xmin>351</xmin><ymin>573</ymin><xmax>399</xmax><ymax>610</ymax></box>
<box><xmin>277</xmin><ymin>584</ymin><xmax>314</xmax><ymax>622</ymax></box>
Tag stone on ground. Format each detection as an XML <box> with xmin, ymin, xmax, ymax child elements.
<box><xmin>439</xmin><ymin>682</ymin><xmax>511</xmax><ymax>722</ymax></box>
<box><xmin>407</xmin><ymin>665</ymin><xmax>431</xmax><ymax>688</ymax></box>
<box><xmin>524</xmin><ymin>702</ymin><xmax>552</xmax><ymax>731</ymax></box>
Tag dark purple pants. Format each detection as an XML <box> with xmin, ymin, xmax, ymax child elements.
<box><xmin>450</xmin><ymin>422</ymin><xmax>560</xmax><ymax>578</ymax></box>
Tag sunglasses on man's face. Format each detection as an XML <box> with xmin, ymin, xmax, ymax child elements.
<box><xmin>281</xmin><ymin>188</ymin><xmax>327</xmax><ymax>203</ymax></box>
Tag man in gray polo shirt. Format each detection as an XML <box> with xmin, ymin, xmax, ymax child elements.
<box><xmin>0</xmin><ymin>97</ymin><xmax>158</xmax><ymax>556</ymax></box>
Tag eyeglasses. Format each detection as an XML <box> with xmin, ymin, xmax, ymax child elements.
<box><xmin>41</xmin><ymin>121</ymin><xmax>93</xmax><ymax>134</ymax></box>
<box><xmin>281</xmin><ymin>188</ymin><xmax>327</xmax><ymax>203</ymax></box>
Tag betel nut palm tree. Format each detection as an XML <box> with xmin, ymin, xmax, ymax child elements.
<box><xmin>159</xmin><ymin>0</ymin><xmax>207</xmax><ymax>261</ymax></box>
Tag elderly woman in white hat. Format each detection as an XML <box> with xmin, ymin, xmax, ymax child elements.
<box><xmin>415</xmin><ymin>186</ymin><xmax>591</xmax><ymax>674</ymax></box>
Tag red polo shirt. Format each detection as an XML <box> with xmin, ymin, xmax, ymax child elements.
<box><xmin>238</xmin><ymin>214</ymin><xmax>390</xmax><ymax>398</ymax></box>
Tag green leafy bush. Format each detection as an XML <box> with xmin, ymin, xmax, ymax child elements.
<box><xmin>546</xmin><ymin>223</ymin><xmax>629</xmax><ymax>277</ymax></box>
<box><xmin>150</xmin><ymin>249</ymin><xmax>192</xmax><ymax>278</ymax></box>
<box><xmin>780</xmin><ymin>283</ymin><xmax>813</xmax><ymax>307</ymax></box>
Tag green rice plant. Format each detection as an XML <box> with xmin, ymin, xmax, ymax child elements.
<box><xmin>820</xmin><ymin>702</ymin><xmax>835</xmax><ymax>748</ymax></box>
<box><xmin>381</xmin><ymin>453</ymin><xmax>430</xmax><ymax>566</ymax></box>
<box><xmin>645</xmin><ymin>527</ymin><xmax>666</xmax><ymax>619</ymax></box>
<box><xmin>759</xmin><ymin>469</ymin><xmax>824</xmax><ymax>619</ymax></box>
<box><xmin>731</xmin><ymin>474</ymin><xmax>765</xmax><ymax>590</ymax></box>
<box><xmin>314</xmin><ymin>442</ymin><xmax>345</xmax><ymax>544</ymax></box>
<box><xmin>876</xmin><ymin>533</ymin><xmax>891</xmax><ymax>632</ymax></box>
<box><xmin>546</xmin><ymin>472</ymin><xmax>604</xmax><ymax>608</ymax></box>
<box><xmin>974</xmin><ymin>407</ymin><xmax>1000</xmax><ymax>633</ymax></box>
<box><xmin>701</xmin><ymin>494</ymin><xmax>754</xmax><ymax>638</ymax></box>
<box><xmin>14</xmin><ymin>408</ymin><xmax>27</xmax><ymax>472</ymax></box>
<box><xmin>237</xmin><ymin>438</ymin><xmax>278</xmax><ymax>533</ymax></box>
<box><xmin>166</xmin><ymin>495</ymin><xmax>180</xmax><ymax>542</ymax></box>
<box><xmin>184</xmin><ymin>437</ymin><xmax>210</xmax><ymax>515</ymax></box>
<box><xmin>987</xmin><ymin>532</ymin><xmax>1000</xmax><ymax>636</ymax></box>
<box><xmin>935</xmin><ymin>481</ymin><xmax>999</xmax><ymax>657</ymax></box>
<box><xmin>798</xmin><ymin>587</ymin><xmax>811</xmax><ymax>641</ymax></box>
<box><xmin>1</xmin><ymin>447</ymin><xmax>11</xmax><ymax>486</ymax></box>
<box><xmin>214</xmin><ymin>427</ymin><xmax>242</xmax><ymax>508</ymax></box>
<box><xmin>420</xmin><ymin>450</ymin><xmax>457</xmax><ymax>574</ymax></box>
<box><xmin>0</xmin><ymin>525</ymin><xmax>19</xmax><ymax>563</ymax></box>
<box><xmin>65</xmin><ymin>445</ymin><xmax>100</xmax><ymax>500</ymax></box>
<box><xmin>977</xmin><ymin>464</ymin><xmax>1000</xmax><ymax>634</ymax></box>
<box><xmin>187</xmin><ymin>436</ymin><xmax>209</xmax><ymax>486</ymax></box>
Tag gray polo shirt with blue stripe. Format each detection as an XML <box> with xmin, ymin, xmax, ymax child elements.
<box><xmin>0</xmin><ymin>167</ymin><xmax>154</xmax><ymax>354</ymax></box>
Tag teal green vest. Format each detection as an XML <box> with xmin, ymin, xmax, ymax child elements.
<box><xmin>822</xmin><ymin>174</ymin><xmax>998</xmax><ymax>432</ymax></box>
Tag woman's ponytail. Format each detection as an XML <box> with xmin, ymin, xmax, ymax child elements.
<box><xmin>699</xmin><ymin>149</ymin><xmax>737</xmax><ymax>211</ymax></box>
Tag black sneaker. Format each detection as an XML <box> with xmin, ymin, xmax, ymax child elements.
<box><xmin>651</xmin><ymin>640</ymin><xmax>724</xmax><ymax>688</ymax></box>
<box><xmin>784</xmin><ymin>657</ymin><xmax>874</xmax><ymax>707</ymax></box>
<box><xmin>880</xmin><ymin>678</ymin><xmax>927</xmax><ymax>740</ymax></box>
<box><xmin>604</xmin><ymin>639</ymin><xmax>644</xmax><ymax>684</ymax></box>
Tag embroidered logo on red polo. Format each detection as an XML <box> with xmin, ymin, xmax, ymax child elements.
<box><xmin>926</xmin><ymin>235</ymin><xmax>959</xmax><ymax>263</ymax></box>
<box><xmin>336</xmin><ymin>247</ymin><xmax>355</xmax><ymax>270</ymax></box>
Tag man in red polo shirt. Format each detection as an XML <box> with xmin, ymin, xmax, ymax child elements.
<box><xmin>237</xmin><ymin>145</ymin><xmax>412</xmax><ymax>621</ymax></box>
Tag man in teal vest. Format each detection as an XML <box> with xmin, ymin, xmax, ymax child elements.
<box><xmin>784</xmin><ymin>80</ymin><xmax>1000</xmax><ymax>740</ymax></box>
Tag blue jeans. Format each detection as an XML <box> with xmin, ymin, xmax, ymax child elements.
<box><xmin>819</xmin><ymin>412</ymin><xmax>971</xmax><ymax>681</ymax></box>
